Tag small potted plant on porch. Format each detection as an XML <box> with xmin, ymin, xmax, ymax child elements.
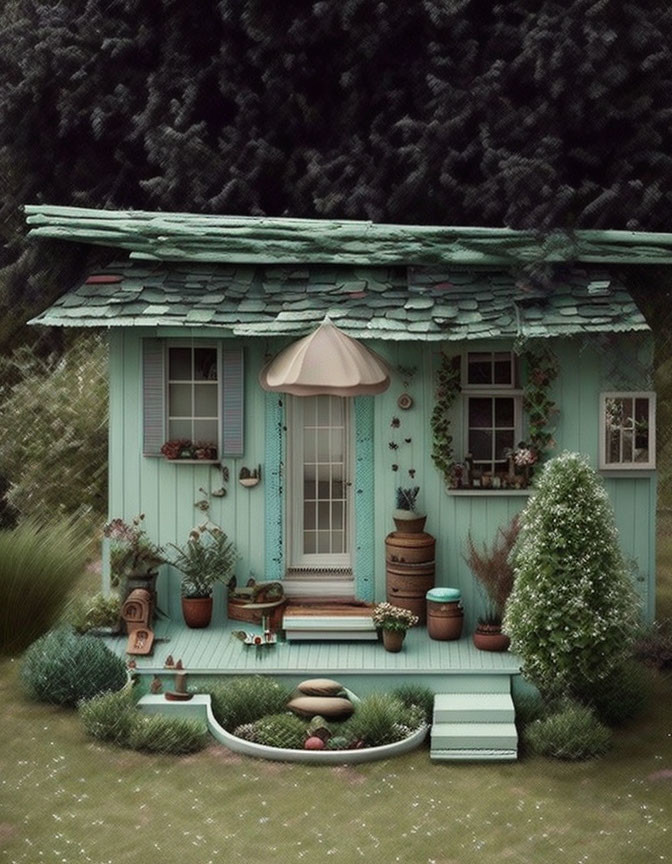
<box><xmin>103</xmin><ymin>514</ymin><xmax>164</xmax><ymax>600</ymax></box>
<box><xmin>372</xmin><ymin>602</ymin><xmax>419</xmax><ymax>652</ymax></box>
<box><xmin>393</xmin><ymin>486</ymin><xmax>426</xmax><ymax>534</ymax></box>
<box><xmin>464</xmin><ymin>517</ymin><xmax>520</xmax><ymax>651</ymax></box>
<box><xmin>169</xmin><ymin>524</ymin><xmax>238</xmax><ymax>628</ymax></box>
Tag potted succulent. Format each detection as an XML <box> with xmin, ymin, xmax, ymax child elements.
<box><xmin>103</xmin><ymin>514</ymin><xmax>164</xmax><ymax>599</ymax></box>
<box><xmin>464</xmin><ymin>517</ymin><xmax>520</xmax><ymax>651</ymax></box>
<box><xmin>169</xmin><ymin>524</ymin><xmax>238</xmax><ymax>628</ymax></box>
<box><xmin>393</xmin><ymin>486</ymin><xmax>426</xmax><ymax>534</ymax></box>
<box><xmin>372</xmin><ymin>602</ymin><xmax>419</xmax><ymax>652</ymax></box>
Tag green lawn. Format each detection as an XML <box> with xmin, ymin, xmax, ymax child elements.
<box><xmin>1</xmin><ymin>528</ymin><xmax>670</xmax><ymax>864</ymax></box>
<box><xmin>0</xmin><ymin>657</ymin><xmax>670</xmax><ymax>864</ymax></box>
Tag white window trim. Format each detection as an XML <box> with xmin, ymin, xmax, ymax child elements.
<box><xmin>165</xmin><ymin>341</ymin><xmax>221</xmax><ymax>453</ymax></box>
<box><xmin>285</xmin><ymin>396</ymin><xmax>354</xmax><ymax>572</ymax></box>
<box><xmin>461</xmin><ymin>350</ymin><xmax>517</xmax><ymax>390</ymax></box>
<box><xmin>462</xmin><ymin>390</ymin><xmax>524</xmax><ymax>473</ymax></box>
<box><xmin>599</xmin><ymin>391</ymin><xmax>656</xmax><ymax>471</ymax></box>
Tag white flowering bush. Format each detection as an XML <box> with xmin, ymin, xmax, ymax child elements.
<box><xmin>503</xmin><ymin>452</ymin><xmax>640</xmax><ymax>698</ymax></box>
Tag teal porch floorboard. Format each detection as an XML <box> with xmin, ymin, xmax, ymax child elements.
<box><xmin>105</xmin><ymin>618</ymin><xmax>521</xmax><ymax>682</ymax></box>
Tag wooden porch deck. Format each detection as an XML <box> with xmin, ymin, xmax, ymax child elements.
<box><xmin>106</xmin><ymin>617</ymin><xmax>521</xmax><ymax>690</ymax></box>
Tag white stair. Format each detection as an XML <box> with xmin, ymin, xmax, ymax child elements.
<box><xmin>430</xmin><ymin>681</ymin><xmax>518</xmax><ymax>762</ymax></box>
<box><xmin>282</xmin><ymin>613</ymin><xmax>379</xmax><ymax>641</ymax></box>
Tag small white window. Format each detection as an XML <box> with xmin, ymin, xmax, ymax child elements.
<box><xmin>461</xmin><ymin>351</ymin><xmax>523</xmax><ymax>478</ymax></box>
<box><xmin>462</xmin><ymin>351</ymin><xmax>516</xmax><ymax>389</ymax></box>
<box><xmin>599</xmin><ymin>392</ymin><xmax>655</xmax><ymax>470</ymax></box>
<box><xmin>166</xmin><ymin>345</ymin><xmax>219</xmax><ymax>451</ymax></box>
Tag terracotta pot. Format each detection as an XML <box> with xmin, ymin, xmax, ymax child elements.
<box><xmin>182</xmin><ymin>596</ymin><xmax>213</xmax><ymax>628</ymax></box>
<box><xmin>382</xmin><ymin>629</ymin><xmax>406</xmax><ymax>653</ymax></box>
<box><xmin>472</xmin><ymin>624</ymin><xmax>510</xmax><ymax>652</ymax></box>
<box><xmin>393</xmin><ymin>515</ymin><xmax>427</xmax><ymax>534</ymax></box>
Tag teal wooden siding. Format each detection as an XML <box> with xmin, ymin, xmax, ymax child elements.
<box><xmin>108</xmin><ymin>330</ymin><xmax>656</xmax><ymax>625</ymax></box>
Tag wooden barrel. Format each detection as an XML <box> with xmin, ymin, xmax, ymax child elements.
<box><xmin>385</xmin><ymin>531</ymin><xmax>435</xmax><ymax>564</ymax></box>
<box><xmin>385</xmin><ymin>527</ymin><xmax>436</xmax><ymax>624</ymax></box>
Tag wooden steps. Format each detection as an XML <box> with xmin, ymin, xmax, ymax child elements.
<box><xmin>282</xmin><ymin>601</ymin><xmax>378</xmax><ymax>641</ymax></box>
<box><xmin>430</xmin><ymin>676</ymin><xmax>518</xmax><ymax>762</ymax></box>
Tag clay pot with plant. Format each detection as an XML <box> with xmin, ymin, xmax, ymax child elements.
<box><xmin>170</xmin><ymin>525</ymin><xmax>238</xmax><ymax>628</ymax></box>
<box><xmin>464</xmin><ymin>517</ymin><xmax>520</xmax><ymax>651</ymax></box>
<box><xmin>372</xmin><ymin>602</ymin><xmax>419</xmax><ymax>652</ymax></box>
<box><xmin>393</xmin><ymin>486</ymin><xmax>426</xmax><ymax>534</ymax></box>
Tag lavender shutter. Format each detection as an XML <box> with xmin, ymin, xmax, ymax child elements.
<box><xmin>221</xmin><ymin>347</ymin><xmax>245</xmax><ymax>457</ymax></box>
<box><xmin>142</xmin><ymin>338</ymin><xmax>166</xmax><ymax>456</ymax></box>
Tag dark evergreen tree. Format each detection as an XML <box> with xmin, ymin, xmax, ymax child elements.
<box><xmin>1</xmin><ymin>0</ymin><xmax>672</xmax><ymax>333</ymax></box>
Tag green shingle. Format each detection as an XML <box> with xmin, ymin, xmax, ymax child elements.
<box><xmin>29</xmin><ymin>260</ymin><xmax>649</xmax><ymax>340</ymax></box>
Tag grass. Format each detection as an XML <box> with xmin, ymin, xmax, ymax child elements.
<box><xmin>0</xmin><ymin>525</ymin><xmax>669</xmax><ymax>862</ymax></box>
<box><xmin>0</xmin><ymin>658</ymin><xmax>670</xmax><ymax>864</ymax></box>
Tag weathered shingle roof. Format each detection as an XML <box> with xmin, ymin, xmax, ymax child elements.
<box><xmin>24</xmin><ymin>205</ymin><xmax>672</xmax><ymax>265</ymax></box>
<box><xmin>30</xmin><ymin>260</ymin><xmax>648</xmax><ymax>341</ymax></box>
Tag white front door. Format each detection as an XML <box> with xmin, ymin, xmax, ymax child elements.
<box><xmin>286</xmin><ymin>395</ymin><xmax>353</xmax><ymax>591</ymax></box>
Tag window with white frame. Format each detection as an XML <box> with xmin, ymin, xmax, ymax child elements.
<box><xmin>600</xmin><ymin>392</ymin><xmax>655</xmax><ymax>470</ymax></box>
<box><xmin>462</xmin><ymin>351</ymin><xmax>522</xmax><ymax>476</ymax></box>
<box><xmin>166</xmin><ymin>345</ymin><xmax>219</xmax><ymax>449</ymax></box>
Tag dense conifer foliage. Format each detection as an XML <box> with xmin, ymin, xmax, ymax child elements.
<box><xmin>1</xmin><ymin>0</ymin><xmax>671</xmax><ymax>331</ymax></box>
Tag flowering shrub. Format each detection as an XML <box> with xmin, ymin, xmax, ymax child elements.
<box><xmin>503</xmin><ymin>452</ymin><xmax>640</xmax><ymax>699</ymax></box>
<box><xmin>103</xmin><ymin>514</ymin><xmax>163</xmax><ymax>582</ymax></box>
<box><xmin>372</xmin><ymin>602</ymin><xmax>419</xmax><ymax>632</ymax></box>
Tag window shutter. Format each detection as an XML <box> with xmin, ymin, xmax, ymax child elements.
<box><xmin>221</xmin><ymin>347</ymin><xmax>245</xmax><ymax>457</ymax></box>
<box><xmin>142</xmin><ymin>338</ymin><xmax>165</xmax><ymax>456</ymax></box>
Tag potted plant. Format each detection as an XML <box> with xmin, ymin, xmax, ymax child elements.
<box><xmin>372</xmin><ymin>602</ymin><xmax>419</xmax><ymax>652</ymax></box>
<box><xmin>393</xmin><ymin>486</ymin><xmax>426</xmax><ymax>534</ymax></box>
<box><xmin>464</xmin><ymin>517</ymin><xmax>520</xmax><ymax>651</ymax></box>
<box><xmin>169</xmin><ymin>524</ymin><xmax>238</xmax><ymax>628</ymax></box>
<box><xmin>103</xmin><ymin>514</ymin><xmax>164</xmax><ymax>599</ymax></box>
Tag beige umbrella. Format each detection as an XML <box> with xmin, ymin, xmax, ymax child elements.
<box><xmin>259</xmin><ymin>317</ymin><xmax>390</xmax><ymax>396</ymax></box>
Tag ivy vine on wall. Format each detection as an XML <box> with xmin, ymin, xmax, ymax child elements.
<box><xmin>519</xmin><ymin>344</ymin><xmax>559</xmax><ymax>460</ymax></box>
<box><xmin>430</xmin><ymin>352</ymin><xmax>461</xmax><ymax>488</ymax></box>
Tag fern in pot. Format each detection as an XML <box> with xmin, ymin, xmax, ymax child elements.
<box><xmin>393</xmin><ymin>486</ymin><xmax>426</xmax><ymax>534</ymax></box>
<box><xmin>170</xmin><ymin>525</ymin><xmax>238</xmax><ymax>628</ymax></box>
<box><xmin>464</xmin><ymin>517</ymin><xmax>520</xmax><ymax>651</ymax></box>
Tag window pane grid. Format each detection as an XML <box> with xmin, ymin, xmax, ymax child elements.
<box><xmin>167</xmin><ymin>346</ymin><xmax>218</xmax><ymax>447</ymax></box>
<box><xmin>468</xmin><ymin>396</ymin><xmax>516</xmax><ymax>473</ymax></box>
<box><xmin>302</xmin><ymin>395</ymin><xmax>348</xmax><ymax>556</ymax></box>
<box><xmin>604</xmin><ymin>394</ymin><xmax>651</xmax><ymax>466</ymax></box>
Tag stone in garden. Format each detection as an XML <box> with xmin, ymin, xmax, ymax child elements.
<box><xmin>297</xmin><ymin>678</ymin><xmax>344</xmax><ymax>696</ymax></box>
<box><xmin>304</xmin><ymin>736</ymin><xmax>326</xmax><ymax>750</ymax></box>
<box><xmin>287</xmin><ymin>695</ymin><xmax>354</xmax><ymax>719</ymax></box>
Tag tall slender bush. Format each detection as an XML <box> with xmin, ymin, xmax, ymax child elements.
<box><xmin>504</xmin><ymin>452</ymin><xmax>640</xmax><ymax>698</ymax></box>
<box><xmin>0</xmin><ymin>519</ymin><xmax>90</xmax><ymax>654</ymax></box>
<box><xmin>0</xmin><ymin>334</ymin><xmax>108</xmax><ymax>532</ymax></box>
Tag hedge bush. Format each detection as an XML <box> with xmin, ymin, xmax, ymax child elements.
<box><xmin>504</xmin><ymin>452</ymin><xmax>640</xmax><ymax>698</ymax></box>
<box><xmin>526</xmin><ymin>699</ymin><xmax>612</xmax><ymax>761</ymax></box>
<box><xmin>0</xmin><ymin>519</ymin><xmax>90</xmax><ymax>654</ymax></box>
<box><xmin>127</xmin><ymin>714</ymin><xmax>209</xmax><ymax>755</ymax></box>
<box><xmin>251</xmin><ymin>713</ymin><xmax>307</xmax><ymax>749</ymax></box>
<box><xmin>391</xmin><ymin>684</ymin><xmax>434</xmax><ymax>725</ymax></box>
<box><xmin>343</xmin><ymin>693</ymin><xmax>421</xmax><ymax>747</ymax></box>
<box><xmin>79</xmin><ymin>687</ymin><xmax>137</xmax><ymax>745</ymax></box>
<box><xmin>21</xmin><ymin>628</ymin><xmax>127</xmax><ymax>706</ymax></box>
<box><xmin>573</xmin><ymin>659</ymin><xmax>652</xmax><ymax>727</ymax></box>
<box><xmin>67</xmin><ymin>592</ymin><xmax>122</xmax><ymax>634</ymax></box>
<box><xmin>208</xmin><ymin>676</ymin><xmax>293</xmax><ymax>731</ymax></box>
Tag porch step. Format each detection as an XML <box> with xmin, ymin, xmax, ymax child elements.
<box><xmin>430</xmin><ymin>687</ymin><xmax>518</xmax><ymax>762</ymax></box>
<box><xmin>282</xmin><ymin>610</ymin><xmax>378</xmax><ymax>641</ymax></box>
<box><xmin>433</xmin><ymin>693</ymin><xmax>515</xmax><ymax>723</ymax></box>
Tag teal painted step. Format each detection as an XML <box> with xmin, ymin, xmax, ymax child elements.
<box><xmin>433</xmin><ymin>692</ymin><xmax>515</xmax><ymax>724</ymax></box>
<box><xmin>431</xmin><ymin>748</ymin><xmax>518</xmax><ymax>762</ymax></box>
<box><xmin>430</xmin><ymin>721</ymin><xmax>518</xmax><ymax>751</ymax></box>
<box><xmin>435</xmin><ymin>674</ymin><xmax>512</xmax><ymax>694</ymax></box>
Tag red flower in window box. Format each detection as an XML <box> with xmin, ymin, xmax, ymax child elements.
<box><xmin>160</xmin><ymin>439</ymin><xmax>193</xmax><ymax>460</ymax></box>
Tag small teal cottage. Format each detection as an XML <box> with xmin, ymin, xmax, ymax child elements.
<box><xmin>27</xmin><ymin>209</ymin><xmax>658</xmax><ymax>728</ymax></box>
